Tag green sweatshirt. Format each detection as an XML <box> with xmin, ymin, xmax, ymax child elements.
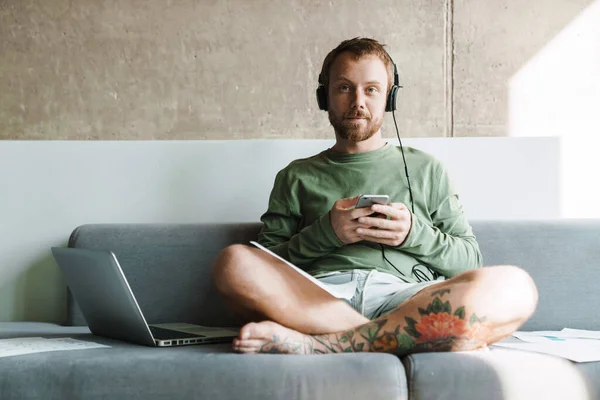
<box><xmin>257</xmin><ymin>143</ymin><xmax>483</xmax><ymax>282</ymax></box>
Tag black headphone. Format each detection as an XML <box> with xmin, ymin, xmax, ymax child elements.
<box><xmin>316</xmin><ymin>50</ymin><xmax>401</xmax><ymax>112</ymax></box>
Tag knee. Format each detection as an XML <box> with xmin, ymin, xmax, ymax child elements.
<box><xmin>471</xmin><ymin>265</ymin><xmax>539</xmax><ymax>323</ymax></box>
<box><xmin>211</xmin><ymin>244</ymin><xmax>254</xmax><ymax>294</ymax></box>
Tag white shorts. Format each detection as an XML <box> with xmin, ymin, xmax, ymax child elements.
<box><xmin>317</xmin><ymin>270</ymin><xmax>442</xmax><ymax>319</ymax></box>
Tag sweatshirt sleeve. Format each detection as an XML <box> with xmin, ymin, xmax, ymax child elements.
<box><xmin>256</xmin><ymin>169</ymin><xmax>344</xmax><ymax>266</ymax></box>
<box><xmin>398</xmin><ymin>162</ymin><xmax>483</xmax><ymax>277</ymax></box>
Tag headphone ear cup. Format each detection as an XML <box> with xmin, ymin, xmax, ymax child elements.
<box><xmin>386</xmin><ymin>85</ymin><xmax>399</xmax><ymax>112</ymax></box>
<box><xmin>316</xmin><ymin>86</ymin><xmax>328</xmax><ymax>111</ymax></box>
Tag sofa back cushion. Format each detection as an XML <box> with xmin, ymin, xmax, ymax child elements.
<box><xmin>473</xmin><ymin>219</ymin><xmax>600</xmax><ymax>330</ymax></box>
<box><xmin>68</xmin><ymin>223</ymin><xmax>262</xmax><ymax>327</ymax></box>
<box><xmin>68</xmin><ymin>220</ymin><xmax>600</xmax><ymax>331</ymax></box>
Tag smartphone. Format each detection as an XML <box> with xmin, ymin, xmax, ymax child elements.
<box><xmin>355</xmin><ymin>194</ymin><xmax>390</xmax><ymax>209</ymax></box>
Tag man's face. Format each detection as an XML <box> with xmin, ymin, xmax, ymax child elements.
<box><xmin>327</xmin><ymin>52</ymin><xmax>388</xmax><ymax>142</ymax></box>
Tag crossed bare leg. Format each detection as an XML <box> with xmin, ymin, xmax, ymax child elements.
<box><xmin>233</xmin><ymin>266</ymin><xmax>538</xmax><ymax>356</ymax></box>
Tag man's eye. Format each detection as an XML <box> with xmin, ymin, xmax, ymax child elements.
<box><xmin>367</xmin><ymin>87</ymin><xmax>378</xmax><ymax>93</ymax></box>
<box><xmin>339</xmin><ymin>85</ymin><xmax>350</xmax><ymax>92</ymax></box>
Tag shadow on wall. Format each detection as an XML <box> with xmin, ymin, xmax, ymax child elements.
<box><xmin>14</xmin><ymin>243</ymin><xmax>68</xmax><ymax>323</ymax></box>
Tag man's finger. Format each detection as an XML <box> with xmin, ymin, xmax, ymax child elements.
<box><xmin>357</xmin><ymin>216</ymin><xmax>393</xmax><ymax>229</ymax></box>
<box><xmin>350</xmin><ymin>206</ymin><xmax>380</xmax><ymax>219</ymax></box>
<box><xmin>389</xmin><ymin>202</ymin><xmax>408</xmax><ymax>210</ymax></box>
<box><xmin>336</xmin><ymin>194</ymin><xmax>363</xmax><ymax>209</ymax></box>
<box><xmin>356</xmin><ymin>227</ymin><xmax>406</xmax><ymax>246</ymax></box>
<box><xmin>371</xmin><ymin>204</ymin><xmax>406</xmax><ymax>220</ymax></box>
<box><xmin>356</xmin><ymin>227</ymin><xmax>396</xmax><ymax>239</ymax></box>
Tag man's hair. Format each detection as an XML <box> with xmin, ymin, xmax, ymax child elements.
<box><xmin>319</xmin><ymin>37</ymin><xmax>394</xmax><ymax>94</ymax></box>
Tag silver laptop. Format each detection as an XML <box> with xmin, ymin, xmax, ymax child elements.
<box><xmin>51</xmin><ymin>247</ymin><xmax>239</xmax><ymax>347</ymax></box>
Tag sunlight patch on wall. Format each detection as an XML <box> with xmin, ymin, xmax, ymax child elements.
<box><xmin>508</xmin><ymin>0</ymin><xmax>600</xmax><ymax>218</ymax></box>
<box><xmin>508</xmin><ymin>0</ymin><xmax>600</xmax><ymax>138</ymax></box>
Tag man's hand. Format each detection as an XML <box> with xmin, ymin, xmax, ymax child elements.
<box><xmin>355</xmin><ymin>203</ymin><xmax>413</xmax><ymax>247</ymax></box>
<box><xmin>330</xmin><ymin>195</ymin><xmax>381</xmax><ymax>244</ymax></box>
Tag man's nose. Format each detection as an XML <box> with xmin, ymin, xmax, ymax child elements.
<box><xmin>350</xmin><ymin>89</ymin><xmax>366</xmax><ymax>109</ymax></box>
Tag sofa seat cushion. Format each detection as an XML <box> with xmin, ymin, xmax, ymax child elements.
<box><xmin>0</xmin><ymin>323</ymin><xmax>408</xmax><ymax>400</ymax></box>
<box><xmin>402</xmin><ymin>344</ymin><xmax>600</xmax><ymax>400</ymax></box>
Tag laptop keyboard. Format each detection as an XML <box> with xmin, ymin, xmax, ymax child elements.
<box><xmin>149</xmin><ymin>326</ymin><xmax>205</xmax><ymax>340</ymax></box>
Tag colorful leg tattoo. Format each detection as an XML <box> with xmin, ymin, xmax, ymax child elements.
<box><xmin>258</xmin><ymin>288</ymin><xmax>491</xmax><ymax>355</ymax></box>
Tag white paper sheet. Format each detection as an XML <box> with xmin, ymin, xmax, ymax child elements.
<box><xmin>493</xmin><ymin>338</ymin><xmax>600</xmax><ymax>363</ymax></box>
<box><xmin>0</xmin><ymin>337</ymin><xmax>110</xmax><ymax>358</ymax></box>
<box><xmin>513</xmin><ymin>331</ymin><xmax>571</xmax><ymax>343</ymax></box>
<box><xmin>249</xmin><ymin>241</ymin><xmax>356</xmax><ymax>299</ymax></box>
<box><xmin>491</xmin><ymin>329</ymin><xmax>600</xmax><ymax>362</ymax></box>
<box><xmin>513</xmin><ymin>329</ymin><xmax>600</xmax><ymax>342</ymax></box>
<box><xmin>560</xmin><ymin>328</ymin><xmax>600</xmax><ymax>340</ymax></box>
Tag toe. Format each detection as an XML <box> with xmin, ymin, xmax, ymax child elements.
<box><xmin>239</xmin><ymin>321</ymin><xmax>277</xmax><ymax>341</ymax></box>
<box><xmin>235</xmin><ymin>346</ymin><xmax>258</xmax><ymax>354</ymax></box>
<box><xmin>238</xmin><ymin>325</ymin><xmax>250</xmax><ymax>340</ymax></box>
<box><xmin>235</xmin><ymin>339</ymin><xmax>266</xmax><ymax>354</ymax></box>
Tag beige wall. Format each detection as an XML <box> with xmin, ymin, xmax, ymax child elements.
<box><xmin>0</xmin><ymin>0</ymin><xmax>595</xmax><ymax>140</ymax></box>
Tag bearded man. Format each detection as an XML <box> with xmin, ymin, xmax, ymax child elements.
<box><xmin>211</xmin><ymin>38</ymin><xmax>538</xmax><ymax>356</ymax></box>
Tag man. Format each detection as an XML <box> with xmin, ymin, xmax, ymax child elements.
<box><xmin>212</xmin><ymin>38</ymin><xmax>538</xmax><ymax>355</ymax></box>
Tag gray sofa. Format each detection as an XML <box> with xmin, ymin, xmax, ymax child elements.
<box><xmin>1</xmin><ymin>220</ymin><xmax>599</xmax><ymax>400</ymax></box>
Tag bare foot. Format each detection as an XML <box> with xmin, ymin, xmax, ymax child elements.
<box><xmin>233</xmin><ymin>321</ymin><xmax>315</xmax><ymax>354</ymax></box>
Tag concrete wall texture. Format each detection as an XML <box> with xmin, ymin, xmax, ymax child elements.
<box><xmin>0</xmin><ymin>0</ymin><xmax>596</xmax><ymax>140</ymax></box>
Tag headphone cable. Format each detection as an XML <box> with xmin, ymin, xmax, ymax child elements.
<box><xmin>378</xmin><ymin>107</ymin><xmax>440</xmax><ymax>282</ymax></box>
<box><xmin>392</xmin><ymin>108</ymin><xmax>414</xmax><ymax>214</ymax></box>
